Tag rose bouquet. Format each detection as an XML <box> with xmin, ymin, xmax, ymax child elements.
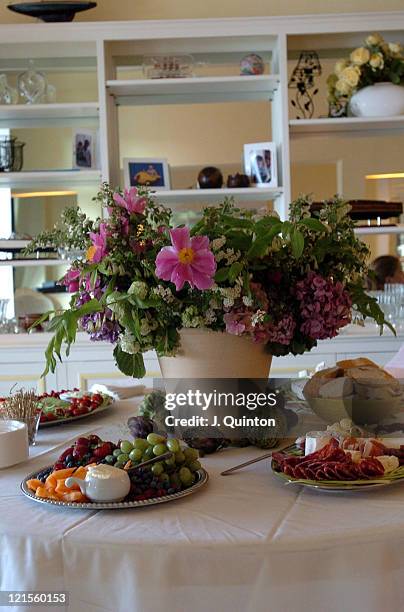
<box><xmin>327</xmin><ymin>32</ymin><xmax>404</xmax><ymax>113</ymax></box>
<box><xmin>35</xmin><ymin>184</ymin><xmax>389</xmax><ymax>378</ymax></box>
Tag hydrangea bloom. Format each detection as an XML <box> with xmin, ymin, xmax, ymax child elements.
<box><xmin>113</xmin><ymin>188</ymin><xmax>146</xmax><ymax>215</ymax></box>
<box><xmin>296</xmin><ymin>271</ymin><xmax>352</xmax><ymax>340</ymax></box>
<box><xmin>155</xmin><ymin>227</ymin><xmax>216</xmax><ymax>291</ymax></box>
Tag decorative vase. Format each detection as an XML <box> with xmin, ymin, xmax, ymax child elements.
<box><xmin>349</xmin><ymin>82</ymin><xmax>404</xmax><ymax>117</ymax></box>
<box><xmin>0</xmin><ymin>74</ymin><xmax>18</xmax><ymax>105</ymax></box>
<box><xmin>158</xmin><ymin>328</ymin><xmax>272</xmax><ymax>379</ymax></box>
<box><xmin>18</xmin><ymin>60</ymin><xmax>47</xmax><ymax>105</ymax></box>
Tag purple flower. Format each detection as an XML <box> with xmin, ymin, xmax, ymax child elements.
<box><xmin>62</xmin><ymin>268</ymin><xmax>80</xmax><ymax>293</ymax></box>
<box><xmin>113</xmin><ymin>188</ymin><xmax>146</xmax><ymax>215</ymax></box>
<box><xmin>260</xmin><ymin>315</ymin><xmax>296</xmax><ymax>345</ymax></box>
<box><xmin>88</xmin><ymin>222</ymin><xmax>108</xmax><ymax>263</ymax></box>
<box><xmin>155</xmin><ymin>227</ymin><xmax>216</xmax><ymax>291</ymax></box>
<box><xmin>295</xmin><ymin>271</ymin><xmax>352</xmax><ymax>340</ymax></box>
<box><xmin>80</xmin><ymin>309</ymin><xmax>120</xmax><ymax>343</ymax></box>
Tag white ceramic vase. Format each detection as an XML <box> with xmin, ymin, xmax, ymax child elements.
<box><xmin>349</xmin><ymin>82</ymin><xmax>404</xmax><ymax>117</ymax></box>
<box><xmin>158</xmin><ymin>328</ymin><xmax>272</xmax><ymax>379</ymax></box>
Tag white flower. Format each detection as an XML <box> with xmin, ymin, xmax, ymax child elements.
<box><xmin>211</xmin><ymin>236</ymin><xmax>226</xmax><ymax>251</ymax></box>
<box><xmin>251</xmin><ymin>310</ymin><xmax>266</xmax><ymax>327</ymax></box>
<box><xmin>223</xmin><ymin>297</ymin><xmax>234</xmax><ymax>308</ymax></box>
<box><xmin>388</xmin><ymin>42</ymin><xmax>402</xmax><ymax>56</ymax></box>
<box><xmin>365</xmin><ymin>33</ymin><xmax>384</xmax><ymax>47</ymax></box>
<box><xmin>340</xmin><ymin>66</ymin><xmax>361</xmax><ymax>87</ymax></box>
<box><xmin>369</xmin><ymin>53</ymin><xmax>384</xmax><ymax>70</ymax></box>
<box><xmin>120</xmin><ymin>333</ymin><xmax>140</xmax><ymax>355</ymax></box>
<box><xmin>334</xmin><ymin>59</ymin><xmax>348</xmax><ymax>76</ymax></box>
<box><xmin>350</xmin><ymin>47</ymin><xmax>370</xmax><ymax>66</ymax></box>
<box><xmin>153</xmin><ymin>285</ymin><xmax>174</xmax><ymax>303</ymax></box>
<box><xmin>242</xmin><ymin>295</ymin><xmax>253</xmax><ymax>307</ymax></box>
<box><xmin>204</xmin><ymin>309</ymin><xmax>217</xmax><ymax>324</ymax></box>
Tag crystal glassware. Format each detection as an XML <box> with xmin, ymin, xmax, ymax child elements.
<box><xmin>18</xmin><ymin>60</ymin><xmax>47</xmax><ymax>104</ymax></box>
<box><xmin>19</xmin><ymin>411</ymin><xmax>41</xmax><ymax>446</ymax></box>
<box><xmin>0</xmin><ymin>74</ymin><xmax>18</xmax><ymax>105</ymax></box>
<box><xmin>143</xmin><ymin>55</ymin><xmax>194</xmax><ymax>79</ymax></box>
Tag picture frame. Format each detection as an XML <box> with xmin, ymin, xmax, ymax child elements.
<box><xmin>243</xmin><ymin>142</ymin><xmax>278</xmax><ymax>188</ymax></box>
<box><xmin>73</xmin><ymin>129</ymin><xmax>97</xmax><ymax>170</ymax></box>
<box><xmin>123</xmin><ymin>158</ymin><xmax>171</xmax><ymax>191</ymax></box>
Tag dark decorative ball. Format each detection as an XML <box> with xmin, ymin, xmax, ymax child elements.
<box><xmin>197</xmin><ymin>166</ymin><xmax>223</xmax><ymax>189</ymax></box>
<box><xmin>227</xmin><ymin>173</ymin><xmax>250</xmax><ymax>188</ymax></box>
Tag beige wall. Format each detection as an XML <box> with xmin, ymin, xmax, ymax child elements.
<box><xmin>2</xmin><ymin>0</ymin><xmax>404</xmax><ymax>23</ymax></box>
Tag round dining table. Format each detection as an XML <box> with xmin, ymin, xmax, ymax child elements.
<box><xmin>1</xmin><ymin>398</ymin><xmax>404</xmax><ymax>612</ymax></box>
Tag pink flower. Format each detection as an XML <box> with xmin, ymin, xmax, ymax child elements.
<box><xmin>224</xmin><ymin>313</ymin><xmax>246</xmax><ymax>335</ymax></box>
<box><xmin>113</xmin><ymin>188</ymin><xmax>146</xmax><ymax>215</ymax></box>
<box><xmin>88</xmin><ymin>222</ymin><xmax>108</xmax><ymax>263</ymax></box>
<box><xmin>155</xmin><ymin>227</ymin><xmax>216</xmax><ymax>291</ymax></box>
<box><xmin>62</xmin><ymin>268</ymin><xmax>80</xmax><ymax>293</ymax></box>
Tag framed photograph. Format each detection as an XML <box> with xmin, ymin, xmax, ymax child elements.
<box><xmin>73</xmin><ymin>129</ymin><xmax>97</xmax><ymax>170</ymax></box>
<box><xmin>243</xmin><ymin>142</ymin><xmax>278</xmax><ymax>188</ymax></box>
<box><xmin>124</xmin><ymin>158</ymin><xmax>170</xmax><ymax>191</ymax></box>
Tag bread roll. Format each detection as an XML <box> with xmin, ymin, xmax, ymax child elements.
<box><xmin>336</xmin><ymin>357</ymin><xmax>379</xmax><ymax>370</ymax></box>
<box><xmin>303</xmin><ymin>366</ymin><xmax>343</xmax><ymax>398</ymax></box>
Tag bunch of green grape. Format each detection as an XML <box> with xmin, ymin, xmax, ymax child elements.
<box><xmin>103</xmin><ymin>433</ymin><xmax>202</xmax><ymax>488</ymax></box>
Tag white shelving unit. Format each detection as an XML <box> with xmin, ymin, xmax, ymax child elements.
<box><xmin>153</xmin><ymin>186</ymin><xmax>283</xmax><ymax>204</ymax></box>
<box><xmin>289</xmin><ymin>116</ymin><xmax>404</xmax><ymax>134</ymax></box>
<box><xmin>0</xmin><ymin>259</ymin><xmax>65</xmax><ymax>267</ymax></box>
<box><xmin>0</xmin><ymin>170</ymin><xmax>102</xmax><ymax>188</ymax></box>
<box><xmin>0</xmin><ymin>102</ymin><xmax>99</xmax><ymax>128</ymax></box>
<box><xmin>0</xmin><ymin>11</ymin><xmax>402</xmax><ymax>254</ymax></box>
<box><xmin>354</xmin><ymin>225</ymin><xmax>404</xmax><ymax>235</ymax></box>
<box><xmin>0</xmin><ymin>239</ymin><xmax>30</xmax><ymax>249</ymax></box>
<box><xmin>107</xmin><ymin>75</ymin><xmax>280</xmax><ymax>105</ymax></box>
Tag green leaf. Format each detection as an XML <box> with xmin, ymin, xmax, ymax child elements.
<box><xmin>228</xmin><ymin>262</ymin><xmax>243</xmax><ymax>283</ymax></box>
<box><xmin>221</xmin><ymin>215</ymin><xmax>253</xmax><ymax>229</ymax></box>
<box><xmin>299</xmin><ymin>218</ymin><xmax>327</xmax><ymax>232</ymax></box>
<box><xmin>28</xmin><ymin>310</ymin><xmax>53</xmax><ymax>332</ymax></box>
<box><xmin>76</xmin><ymin>298</ymin><xmax>103</xmax><ymax>317</ymax></box>
<box><xmin>290</xmin><ymin>229</ymin><xmax>305</xmax><ymax>259</ymax></box>
<box><xmin>214</xmin><ymin>267</ymin><xmax>229</xmax><ymax>282</ymax></box>
<box><xmin>247</xmin><ymin>222</ymin><xmax>283</xmax><ymax>259</ymax></box>
<box><xmin>114</xmin><ymin>345</ymin><xmax>146</xmax><ymax>378</ymax></box>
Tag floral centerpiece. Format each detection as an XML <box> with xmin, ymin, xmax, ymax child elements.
<box><xmin>327</xmin><ymin>32</ymin><xmax>404</xmax><ymax>116</ymax></box>
<box><xmin>34</xmin><ymin>184</ymin><xmax>388</xmax><ymax>378</ymax></box>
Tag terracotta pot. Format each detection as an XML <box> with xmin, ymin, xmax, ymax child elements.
<box><xmin>158</xmin><ymin>328</ymin><xmax>272</xmax><ymax>379</ymax></box>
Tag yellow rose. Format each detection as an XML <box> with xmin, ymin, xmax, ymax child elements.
<box><xmin>334</xmin><ymin>59</ymin><xmax>348</xmax><ymax>76</ymax></box>
<box><xmin>365</xmin><ymin>33</ymin><xmax>384</xmax><ymax>46</ymax></box>
<box><xmin>388</xmin><ymin>42</ymin><xmax>402</xmax><ymax>56</ymax></box>
<box><xmin>369</xmin><ymin>53</ymin><xmax>384</xmax><ymax>70</ymax></box>
<box><xmin>350</xmin><ymin>47</ymin><xmax>370</xmax><ymax>66</ymax></box>
<box><xmin>340</xmin><ymin>66</ymin><xmax>360</xmax><ymax>87</ymax></box>
<box><xmin>335</xmin><ymin>79</ymin><xmax>352</xmax><ymax>96</ymax></box>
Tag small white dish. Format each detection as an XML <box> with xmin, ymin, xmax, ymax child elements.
<box><xmin>0</xmin><ymin>420</ymin><xmax>29</xmax><ymax>468</ymax></box>
<box><xmin>65</xmin><ymin>464</ymin><xmax>131</xmax><ymax>503</ymax></box>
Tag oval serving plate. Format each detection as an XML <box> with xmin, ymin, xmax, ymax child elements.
<box><xmin>270</xmin><ymin>466</ymin><xmax>402</xmax><ymax>492</ymax></box>
<box><xmin>39</xmin><ymin>400</ymin><xmax>114</xmax><ymax>428</ymax></box>
<box><xmin>21</xmin><ymin>466</ymin><xmax>209</xmax><ymax>509</ymax></box>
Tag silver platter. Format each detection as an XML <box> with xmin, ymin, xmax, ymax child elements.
<box><xmin>21</xmin><ymin>465</ymin><xmax>209</xmax><ymax>509</ymax></box>
<box><xmin>271</xmin><ymin>465</ymin><xmax>404</xmax><ymax>492</ymax></box>
<box><xmin>39</xmin><ymin>401</ymin><xmax>113</xmax><ymax>428</ymax></box>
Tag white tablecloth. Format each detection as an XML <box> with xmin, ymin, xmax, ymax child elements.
<box><xmin>2</xmin><ymin>399</ymin><xmax>404</xmax><ymax>612</ymax></box>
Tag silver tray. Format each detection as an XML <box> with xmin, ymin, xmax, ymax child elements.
<box><xmin>39</xmin><ymin>401</ymin><xmax>113</xmax><ymax>428</ymax></box>
<box><xmin>270</xmin><ymin>468</ymin><xmax>400</xmax><ymax>492</ymax></box>
<box><xmin>21</xmin><ymin>465</ymin><xmax>209</xmax><ymax>509</ymax></box>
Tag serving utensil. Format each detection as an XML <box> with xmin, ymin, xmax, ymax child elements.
<box><xmin>125</xmin><ymin>451</ymin><xmax>173</xmax><ymax>474</ymax></box>
<box><xmin>221</xmin><ymin>441</ymin><xmax>295</xmax><ymax>476</ymax></box>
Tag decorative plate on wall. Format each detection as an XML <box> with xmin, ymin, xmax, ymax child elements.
<box><xmin>7</xmin><ymin>2</ymin><xmax>97</xmax><ymax>22</ymax></box>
